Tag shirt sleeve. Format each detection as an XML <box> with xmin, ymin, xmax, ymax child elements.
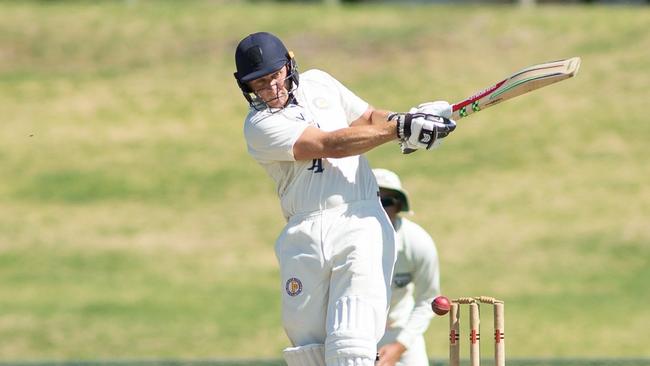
<box><xmin>396</xmin><ymin>222</ymin><xmax>441</xmax><ymax>348</ymax></box>
<box><xmin>318</xmin><ymin>70</ymin><xmax>369</xmax><ymax>124</ymax></box>
<box><xmin>244</xmin><ymin>113</ymin><xmax>310</xmax><ymax>162</ymax></box>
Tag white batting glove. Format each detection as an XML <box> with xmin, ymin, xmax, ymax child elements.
<box><xmin>415</xmin><ymin>100</ymin><xmax>454</xmax><ymax>149</ymax></box>
<box><xmin>416</xmin><ymin>101</ymin><xmax>452</xmax><ymax>119</ymax></box>
<box><xmin>390</xmin><ymin>112</ymin><xmax>457</xmax><ymax>153</ymax></box>
<box><xmin>397</xmin><ymin>107</ymin><xmax>422</xmax><ymax>154</ymax></box>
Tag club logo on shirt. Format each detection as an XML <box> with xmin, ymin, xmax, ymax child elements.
<box><xmin>313</xmin><ymin>97</ymin><xmax>329</xmax><ymax>109</ymax></box>
<box><xmin>393</xmin><ymin>273</ymin><xmax>412</xmax><ymax>288</ymax></box>
<box><xmin>285</xmin><ymin>277</ymin><xmax>303</xmax><ymax>296</ymax></box>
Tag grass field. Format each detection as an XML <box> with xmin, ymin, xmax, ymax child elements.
<box><xmin>1</xmin><ymin>0</ymin><xmax>649</xmax><ymax>362</ymax></box>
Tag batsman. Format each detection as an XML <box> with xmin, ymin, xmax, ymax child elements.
<box><xmin>233</xmin><ymin>32</ymin><xmax>457</xmax><ymax>366</ymax></box>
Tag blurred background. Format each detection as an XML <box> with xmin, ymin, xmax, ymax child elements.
<box><xmin>0</xmin><ymin>0</ymin><xmax>649</xmax><ymax>365</ymax></box>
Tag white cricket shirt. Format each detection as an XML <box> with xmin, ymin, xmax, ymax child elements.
<box><xmin>244</xmin><ymin>69</ymin><xmax>378</xmax><ymax>219</ymax></box>
<box><xmin>384</xmin><ymin>217</ymin><xmax>440</xmax><ymax>348</ymax></box>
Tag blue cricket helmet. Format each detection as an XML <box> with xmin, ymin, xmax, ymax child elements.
<box><xmin>234</xmin><ymin>32</ymin><xmax>299</xmax><ymax>109</ymax></box>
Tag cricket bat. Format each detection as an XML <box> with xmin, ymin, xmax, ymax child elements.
<box><xmin>451</xmin><ymin>57</ymin><xmax>581</xmax><ymax>120</ymax></box>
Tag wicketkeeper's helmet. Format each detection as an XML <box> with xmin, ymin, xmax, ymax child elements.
<box><xmin>233</xmin><ymin>32</ymin><xmax>299</xmax><ymax>110</ymax></box>
<box><xmin>372</xmin><ymin>168</ymin><xmax>411</xmax><ymax>213</ymax></box>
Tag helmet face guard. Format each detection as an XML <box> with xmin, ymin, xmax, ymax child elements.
<box><xmin>234</xmin><ymin>32</ymin><xmax>300</xmax><ymax>111</ymax></box>
<box><xmin>238</xmin><ymin>58</ymin><xmax>299</xmax><ymax>112</ymax></box>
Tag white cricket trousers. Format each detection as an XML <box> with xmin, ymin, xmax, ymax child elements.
<box><xmin>276</xmin><ymin>199</ymin><xmax>396</xmax><ymax>365</ymax></box>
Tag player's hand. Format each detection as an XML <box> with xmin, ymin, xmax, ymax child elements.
<box><xmin>399</xmin><ymin>107</ymin><xmax>422</xmax><ymax>154</ymax></box>
<box><xmin>412</xmin><ymin>101</ymin><xmax>454</xmax><ymax>150</ymax></box>
<box><xmin>391</xmin><ymin>112</ymin><xmax>456</xmax><ymax>152</ymax></box>
<box><xmin>376</xmin><ymin>342</ymin><xmax>406</xmax><ymax>366</ymax></box>
<box><xmin>399</xmin><ymin>139</ymin><xmax>420</xmax><ymax>154</ymax></box>
<box><xmin>415</xmin><ymin>101</ymin><xmax>454</xmax><ymax>141</ymax></box>
<box><xmin>416</xmin><ymin>100</ymin><xmax>452</xmax><ymax>119</ymax></box>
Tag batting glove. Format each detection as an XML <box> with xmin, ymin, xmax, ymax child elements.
<box><xmin>389</xmin><ymin>112</ymin><xmax>456</xmax><ymax>154</ymax></box>
<box><xmin>416</xmin><ymin>101</ymin><xmax>452</xmax><ymax>119</ymax></box>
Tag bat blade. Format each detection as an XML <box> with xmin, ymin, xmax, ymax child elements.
<box><xmin>451</xmin><ymin>57</ymin><xmax>581</xmax><ymax>120</ymax></box>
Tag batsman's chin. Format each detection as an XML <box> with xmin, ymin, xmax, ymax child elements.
<box><xmin>267</xmin><ymin>94</ymin><xmax>289</xmax><ymax>109</ymax></box>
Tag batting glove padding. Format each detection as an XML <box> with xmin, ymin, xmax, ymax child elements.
<box><xmin>416</xmin><ymin>100</ymin><xmax>453</xmax><ymax>119</ymax></box>
<box><xmin>390</xmin><ymin>112</ymin><xmax>456</xmax><ymax>153</ymax></box>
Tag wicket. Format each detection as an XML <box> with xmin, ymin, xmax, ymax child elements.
<box><xmin>449</xmin><ymin>296</ymin><xmax>505</xmax><ymax>366</ymax></box>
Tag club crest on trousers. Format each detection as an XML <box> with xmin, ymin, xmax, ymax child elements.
<box><xmin>285</xmin><ymin>277</ymin><xmax>303</xmax><ymax>296</ymax></box>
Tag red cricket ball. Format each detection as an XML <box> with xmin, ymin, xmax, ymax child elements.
<box><xmin>431</xmin><ymin>295</ymin><xmax>451</xmax><ymax>315</ymax></box>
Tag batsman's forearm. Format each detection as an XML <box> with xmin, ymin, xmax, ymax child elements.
<box><xmin>321</xmin><ymin>122</ymin><xmax>397</xmax><ymax>158</ymax></box>
<box><xmin>369</xmin><ymin>109</ymin><xmax>394</xmax><ymax>125</ymax></box>
<box><xmin>350</xmin><ymin>108</ymin><xmax>395</xmax><ymax>127</ymax></box>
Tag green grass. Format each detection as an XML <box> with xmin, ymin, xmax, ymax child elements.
<box><xmin>1</xmin><ymin>0</ymin><xmax>649</xmax><ymax>361</ymax></box>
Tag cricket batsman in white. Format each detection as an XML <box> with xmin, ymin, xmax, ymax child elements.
<box><xmin>233</xmin><ymin>32</ymin><xmax>456</xmax><ymax>366</ymax></box>
<box><xmin>374</xmin><ymin>169</ymin><xmax>441</xmax><ymax>366</ymax></box>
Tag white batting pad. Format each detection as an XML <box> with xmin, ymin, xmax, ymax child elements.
<box><xmin>330</xmin><ymin>356</ymin><xmax>375</xmax><ymax>366</ymax></box>
<box><xmin>325</xmin><ymin>296</ymin><xmax>378</xmax><ymax>365</ymax></box>
<box><xmin>283</xmin><ymin>343</ymin><xmax>326</xmax><ymax>366</ymax></box>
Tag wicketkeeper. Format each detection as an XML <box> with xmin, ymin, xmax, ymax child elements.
<box><xmin>374</xmin><ymin>169</ymin><xmax>441</xmax><ymax>366</ymax></box>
